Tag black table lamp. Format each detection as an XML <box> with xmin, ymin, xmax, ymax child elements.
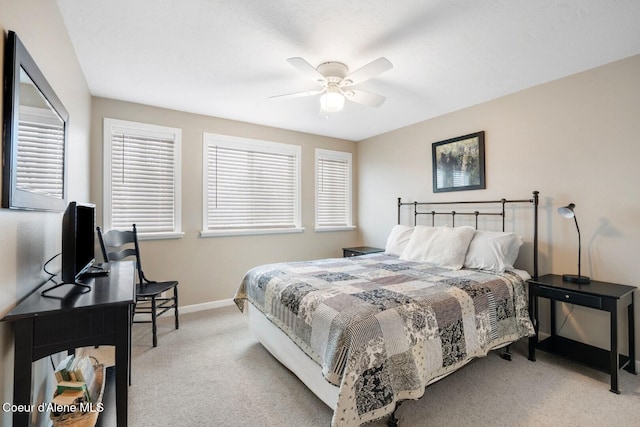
<box><xmin>557</xmin><ymin>203</ymin><xmax>590</xmax><ymax>284</ymax></box>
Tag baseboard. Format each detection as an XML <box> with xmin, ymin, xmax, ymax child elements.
<box><xmin>133</xmin><ymin>298</ymin><xmax>235</xmax><ymax>322</ymax></box>
<box><xmin>179</xmin><ymin>298</ymin><xmax>235</xmax><ymax>314</ymax></box>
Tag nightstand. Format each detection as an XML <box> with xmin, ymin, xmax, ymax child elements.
<box><xmin>342</xmin><ymin>246</ymin><xmax>384</xmax><ymax>257</ymax></box>
<box><xmin>528</xmin><ymin>274</ymin><xmax>637</xmax><ymax>393</ymax></box>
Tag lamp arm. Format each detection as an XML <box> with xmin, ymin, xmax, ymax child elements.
<box><xmin>573</xmin><ymin>215</ymin><xmax>582</xmax><ymax>277</ymax></box>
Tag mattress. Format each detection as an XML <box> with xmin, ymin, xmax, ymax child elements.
<box><xmin>235</xmin><ymin>253</ymin><xmax>535</xmax><ymax>426</ymax></box>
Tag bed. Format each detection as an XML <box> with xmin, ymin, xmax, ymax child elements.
<box><xmin>234</xmin><ymin>192</ymin><xmax>539</xmax><ymax>427</ymax></box>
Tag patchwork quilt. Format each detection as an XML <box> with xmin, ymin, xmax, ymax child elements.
<box><xmin>234</xmin><ymin>254</ymin><xmax>534</xmax><ymax>427</ymax></box>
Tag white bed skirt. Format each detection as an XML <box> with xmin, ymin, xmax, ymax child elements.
<box><xmin>244</xmin><ymin>301</ymin><xmax>339</xmax><ymax>409</ymax></box>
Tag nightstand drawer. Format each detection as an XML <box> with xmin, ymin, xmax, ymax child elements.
<box><xmin>538</xmin><ymin>285</ymin><xmax>602</xmax><ymax>309</ymax></box>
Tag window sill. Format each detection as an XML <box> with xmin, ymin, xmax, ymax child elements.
<box><xmin>200</xmin><ymin>227</ymin><xmax>305</xmax><ymax>238</ymax></box>
<box><xmin>314</xmin><ymin>226</ymin><xmax>357</xmax><ymax>232</ymax></box>
<box><xmin>137</xmin><ymin>231</ymin><xmax>185</xmax><ymax>241</ymax></box>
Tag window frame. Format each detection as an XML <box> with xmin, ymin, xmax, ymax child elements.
<box><xmin>103</xmin><ymin>118</ymin><xmax>183</xmax><ymax>240</ymax></box>
<box><xmin>315</xmin><ymin>148</ymin><xmax>355</xmax><ymax>232</ymax></box>
<box><xmin>201</xmin><ymin>133</ymin><xmax>303</xmax><ymax>237</ymax></box>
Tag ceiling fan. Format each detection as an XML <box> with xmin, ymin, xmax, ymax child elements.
<box><xmin>271</xmin><ymin>57</ymin><xmax>393</xmax><ymax>113</ymax></box>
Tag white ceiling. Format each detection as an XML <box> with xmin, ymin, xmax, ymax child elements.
<box><xmin>56</xmin><ymin>0</ymin><xmax>640</xmax><ymax>141</ymax></box>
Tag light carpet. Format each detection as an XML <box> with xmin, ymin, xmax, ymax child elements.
<box><xmin>126</xmin><ymin>305</ymin><xmax>640</xmax><ymax>427</ymax></box>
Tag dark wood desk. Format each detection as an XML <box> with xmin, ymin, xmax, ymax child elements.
<box><xmin>2</xmin><ymin>261</ymin><xmax>135</xmax><ymax>426</ymax></box>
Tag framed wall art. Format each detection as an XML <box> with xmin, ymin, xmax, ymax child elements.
<box><xmin>432</xmin><ymin>131</ymin><xmax>485</xmax><ymax>193</ymax></box>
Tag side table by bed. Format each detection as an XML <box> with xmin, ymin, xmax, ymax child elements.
<box><xmin>342</xmin><ymin>246</ymin><xmax>384</xmax><ymax>258</ymax></box>
<box><xmin>528</xmin><ymin>274</ymin><xmax>636</xmax><ymax>393</ymax></box>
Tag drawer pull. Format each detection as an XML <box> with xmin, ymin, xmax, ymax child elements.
<box><xmin>565</xmin><ymin>294</ymin><xmax>570</xmax><ymax>299</ymax></box>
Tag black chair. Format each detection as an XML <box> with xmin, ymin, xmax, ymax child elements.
<box><xmin>97</xmin><ymin>224</ymin><xmax>179</xmax><ymax>347</ymax></box>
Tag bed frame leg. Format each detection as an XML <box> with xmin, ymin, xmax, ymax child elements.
<box><xmin>501</xmin><ymin>345</ymin><xmax>512</xmax><ymax>361</ymax></box>
<box><xmin>388</xmin><ymin>402</ymin><xmax>402</xmax><ymax>427</ymax></box>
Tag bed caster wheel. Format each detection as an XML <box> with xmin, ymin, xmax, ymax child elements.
<box><xmin>500</xmin><ymin>345</ymin><xmax>512</xmax><ymax>361</ymax></box>
<box><xmin>388</xmin><ymin>402</ymin><xmax>401</xmax><ymax>427</ymax></box>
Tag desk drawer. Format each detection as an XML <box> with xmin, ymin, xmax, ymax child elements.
<box><xmin>538</xmin><ymin>286</ymin><xmax>602</xmax><ymax>309</ymax></box>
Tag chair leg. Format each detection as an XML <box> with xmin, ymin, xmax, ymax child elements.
<box><xmin>128</xmin><ymin>304</ymin><xmax>133</xmax><ymax>385</ymax></box>
<box><xmin>174</xmin><ymin>286</ymin><xmax>179</xmax><ymax>330</ymax></box>
<box><xmin>151</xmin><ymin>297</ymin><xmax>158</xmax><ymax>348</ymax></box>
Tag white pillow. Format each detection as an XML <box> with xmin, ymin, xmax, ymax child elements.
<box><xmin>384</xmin><ymin>225</ymin><xmax>414</xmax><ymax>256</ymax></box>
<box><xmin>463</xmin><ymin>230</ymin><xmax>523</xmax><ymax>273</ymax></box>
<box><xmin>398</xmin><ymin>225</ymin><xmax>436</xmax><ymax>261</ymax></box>
<box><xmin>400</xmin><ymin>225</ymin><xmax>475</xmax><ymax>270</ymax></box>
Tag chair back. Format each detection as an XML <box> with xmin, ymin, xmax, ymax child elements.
<box><xmin>97</xmin><ymin>224</ymin><xmax>144</xmax><ymax>284</ymax></box>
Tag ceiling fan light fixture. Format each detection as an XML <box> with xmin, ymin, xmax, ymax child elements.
<box><xmin>275</xmin><ymin>57</ymin><xmax>393</xmax><ymax>112</ymax></box>
<box><xmin>320</xmin><ymin>86</ymin><xmax>345</xmax><ymax>112</ymax></box>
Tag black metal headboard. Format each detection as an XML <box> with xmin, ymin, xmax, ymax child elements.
<box><xmin>397</xmin><ymin>191</ymin><xmax>539</xmax><ymax>278</ymax></box>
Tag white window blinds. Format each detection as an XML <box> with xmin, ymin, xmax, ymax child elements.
<box><xmin>202</xmin><ymin>134</ymin><xmax>301</xmax><ymax>236</ymax></box>
<box><xmin>17</xmin><ymin>106</ymin><xmax>65</xmax><ymax>199</ymax></box>
<box><xmin>315</xmin><ymin>149</ymin><xmax>353</xmax><ymax>229</ymax></box>
<box><xmin>103</xmin><ymin>119</ymin><xmax>182</xmax><ymax>237</ymax></box>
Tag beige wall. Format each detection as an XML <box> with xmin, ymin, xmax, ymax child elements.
<box><xmin>358</xmin><ymin>54</ymin><xmax>640</xmax><ymax>358</ymax></box>
<box><xmin>90</xmin><ymin>98</ymin><xmax>359</xmax><ymax>306</ymax></box>
<box><xmin>0</xmin><ymin>0</ymin><xmax>92</xmax><ymax>425</ymax></box>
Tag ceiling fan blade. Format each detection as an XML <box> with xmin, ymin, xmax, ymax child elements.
<box><xmin>269</xmin><ymin>89</ymin><xmax>323</xmax><ymax>99</ymax></box>
<box><xmin>287</xmin><ymin>57</ymin><xmax>326</xmax><ymax>83</ymax></box>
<box><xmin>344</xmin><ymin>89</ymin><xmax>386</xmax><ymax>108</ymax></box>
<box><xmin>342</xmin><ymin>57</ymin><xmax>393</xmax><ymax>86</ymax></box>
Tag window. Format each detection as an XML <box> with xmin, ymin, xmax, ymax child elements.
<box><xmin>315</xmin><ymin>149</ymin><xmax>354</xmax><ymax>231</ymax></box>
<box><xmin>202</xmin><ymin>133</ymin><xmax>302</xmax><ymax>237</ymax></box>
<box><xmin>103</xmin><ymin>118</ymin><xmax>182</xmax><ymax>239</ymax></box>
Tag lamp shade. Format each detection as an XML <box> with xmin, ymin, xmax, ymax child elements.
<box><xmin>557</xmin><ymin>203</ymin><xmax>576</xmax><ymax>219</ymax></box>
<box><xmin>558</xmin><ymin>202</ymin><xmax>590</xmax><ymax>284</ymax></box>
<box><xmin>320</xmin><ymin>86</ymin><xmax>345</xmax><ymax>113</ymax></box>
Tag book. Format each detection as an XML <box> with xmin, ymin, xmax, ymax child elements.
<box><xmin>71</xmin><ymin>356</ymin><xmax>94</xmax><ymax>384</ymax></box>
<box><xmin>56</xmin><ymin>381</ymin><xmax>90</xmax><ymax>403</ymax></box>
<box><xmin>52</xmin><ymin>389</ymin><xmax>86</xmax><ymax>406</ymax></box>
<box><xmin>74</xmin><ymin>357</ymin><xmax>98</xmax><ymax>401</ymax></box>
<box><xmin>52</xmin><ymin>355</ymin><xmax>100</xmax><ymax>403</ymax></box>
<box><xmin>54</xmin><ymin>354</ymin><xmax>75</xmax><ymax>382</ymax></box>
